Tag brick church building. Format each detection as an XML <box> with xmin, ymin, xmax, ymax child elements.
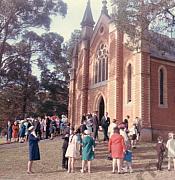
<box><xmin>68</xmin><ymin>0</ymin><xmax>175</xmax><ymax>141</ymax></box>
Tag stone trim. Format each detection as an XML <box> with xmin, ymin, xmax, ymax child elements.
<box><xmin>151</xmin><ymin>58</ymin><xmax>175</xmax><ymax>67</ymax></box>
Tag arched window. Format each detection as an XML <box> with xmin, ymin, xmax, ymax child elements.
<box><xmin>102</xmin><ymin>58</ymin><xmax>105</xmax><ymax>81</ymax></box>
<box><xmin>106</xmin><ymin>56</ymin><xmax>108</xmax><ymax>80</ymax></box>
<box><xmin>127</xmin><ymin>64</ymin><xmax>132</xmax><ymax>102</ymax></box>
<box><xmin>98</xmin><ymin>59</ymin><xmax>102</xmax><ymax>82</ymax></box>
<box><xmin>95</xmin><ymin>62</ymin><xmax>98</xmax><ymax>84</ymax></box>
<box><xmin>94</xmin><ymin>43</ymin><xmax>108</xmax><ymax>84</ymax></box>
<box><xmin>159</xmin><ymin>69</ymin><xmax>164</xmax><ymax>105</ymax></box>
<box><xmin>158</xmin><ymin>66</ymin><xmax>168</xmax><ymax>107</ymax></box>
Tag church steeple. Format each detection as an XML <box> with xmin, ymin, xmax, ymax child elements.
<box><xmin>81</xmin><ymin>0</ymin><xmax>95</xmax><ymax>27</ymax></box>
<box><xmin>101</xmin><ymin>0</ymin><xmax>108</xmax><ymax>16</ymax></box>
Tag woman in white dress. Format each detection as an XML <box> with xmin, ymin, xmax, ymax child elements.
<box><xmin>108</xmin><ymin>119</ymin><xmax>117</xmax><ymax>138</ymax></box>
<box><xmin>65</xmin><ymin>127</ymin><xmax>79</xmax><ymax>173</ymax></box>
<box><xmin>166</xmin><ymin>132</ymin><xmax>175</xmax><ymax>171</ymax></box>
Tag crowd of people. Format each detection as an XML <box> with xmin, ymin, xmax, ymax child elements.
<box><xmin>4</xmin><ymin>112</ymin><xmax>175</xmax><ymax>174</ymax></box>
<box><xmin>6</xmin><ymin>114</ymin><xmax>69</xmax><ymax>143</ymax></box>
<box><xmin>59</xmin><ymin>113</ymin><xmax>175</xmax><ymax>174</ymax></box>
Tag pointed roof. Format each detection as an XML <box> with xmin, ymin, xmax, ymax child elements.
<box><xmin>101</xmin><ymin>0</ymin><xmax>108</xmax><ymax>16</ymax></box>
<box><xmin>81</xmin><ymin>0</ymin><xmax>95</xmax><ymax>27</ymax></box>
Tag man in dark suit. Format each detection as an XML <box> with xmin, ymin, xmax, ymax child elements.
<box><xmin>61</xmin><ymin>122</ymin><xmax>70</xmax><ymax>170</ymax></box>
<box><xmin>101</xmin><ymin>112</ymin><xmax>110</xmax><ymax>141</ymax></box>
<box><xmin>92</xmin><ymin>112</ymin><xmax>99</xmax><ymax>141</ymax></box>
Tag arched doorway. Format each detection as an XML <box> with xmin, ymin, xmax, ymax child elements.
<box><xmin>98</xmin><ymin>96</ymin><xmax>105</xmax><ymax>123</ymax></box>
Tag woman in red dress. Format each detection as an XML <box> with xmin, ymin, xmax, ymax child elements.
<box><xmin>108</xmin><ymin>127</ymin><xmax>126</xmax><ymax>174</ymax></box>
<box><xmin>12</xmin><ymin>121</ymin><xmax>19</xmax><ymax>142</ymax></box>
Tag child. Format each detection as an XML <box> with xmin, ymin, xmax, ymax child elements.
<box><xmin>129</xmin><ymin>123</ymin><xmax>138</xmax><ymax>149</ymax></box>
<box><xmin>166</xmin><ymin>132</ymin><xmax>175</xmax><ymax>171</ymax></box>
<box><xmin>156</xmin><ymin>136</ymin><xmax>165</xmax><ymax>171</ymax></box>
<box><xmin>65</xmin><ymin>127</ymin><xmax>79</xmax><ymax>173</ymax></box>
<box><xmin>123</xmin><ymin>144</ymin><xmax>133</xmax><ymax>173</ymax></box>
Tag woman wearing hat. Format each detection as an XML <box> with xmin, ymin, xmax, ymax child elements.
<box><xmin>65</xmin><ymin>127</ymin><xmax>79</xmax><ymax>173</ymax></box>
<box><xmin>108</xmin><ymin>127</ymin><xmax>126</xmax><ymax>174</ymax></box>
<box><xmin>81</xmin><ymin>130</ymin><xmax>95</xmax><ymax>173</ymax></box>
<box><xmin>27</xmin><ymin>126</ymin><xmax>40</xmax><ymax>174</ymax></box>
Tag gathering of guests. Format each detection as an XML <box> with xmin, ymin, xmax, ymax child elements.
<box><xmin>5</xmin><ymin>114</ymin><xmax>69</xmax><ymax>143</ymax></box>
<box><xmin>59</xmin><ymin>112</ymin><xmax>175</xmax><ymax>174</ymax></box>
<box><xmin>3</xmin><ymin>112</ymin><xmax>175</xmax><ymax>174</ymax></box>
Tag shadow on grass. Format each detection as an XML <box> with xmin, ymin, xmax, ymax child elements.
<box><xmin>36</xmin><ymin>169</ymin><xmax>65</xmax><ymax>174</ymax></box>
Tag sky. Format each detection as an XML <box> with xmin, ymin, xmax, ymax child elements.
<box><xmin>50</xmin><ymin>0</ymin><xmax>108</xmax><ymax>41</ymax></box>
<box><xmin>32</xmin><ymin>0</ymin><xmax>111</xmax><ymax>77</ymax></box>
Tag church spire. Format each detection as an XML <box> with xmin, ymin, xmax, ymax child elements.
<box><xmin>81</xmin><ymin>0</ymin><xmax>95</xmax><ymax>27</ymax></box>
<box><xmin>101</xmin><ymin>0</ymin><xmax>108</xmax><ymax>15</ymax></box>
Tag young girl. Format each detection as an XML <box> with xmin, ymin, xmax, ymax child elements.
<box><xmin>123</xmin><ymin>144</ymin><xmax>133</xmax><ymax>173</ymax></box>
<box><xmin>166</xmin><ymin>132</ymin><xmax>175</xmax><ymax>171</ymax></box>
<box><xmin>81</xmin><ymin>130</ymin><xmax>95</xmax><ymax>173</ymax></box>
<box><xmin>156</xmin><ymin>136</ymin><xmax>165</xmax><ymax>171</ymax></box>
<box><xmin>65</xmin><ymin>127</ymin><xmax>79</xmax><ymax>173</ymax></box>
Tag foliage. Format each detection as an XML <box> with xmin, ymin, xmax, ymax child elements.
<box><xmin>0</xmin><ymin>0</ymin><xmax>68</xmax><ymax>121</ymax></box>
<box><xmin>111</xmin><ymin>0</ymin><xmax>175</xmax><ymax>53</ymax></box>
<box><xmin>64</xmin><ymin>29</ymin><xmax>81</xmax><ymax>65</ymax></box>
<box><xmin>36</xmin><ymin>29</ymin><xmax>81</xmax><ymax>116</ymax></box>
<box><xmin>0</xmin><ymin>0</ymin><xmax>67</xmax><ymax>73</ymax></box>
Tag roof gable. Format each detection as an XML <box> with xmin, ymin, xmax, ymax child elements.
<box><xmin>90</xmin><ymin>13</ymin><xmax>111</xmax><ymax>47</ymax></box>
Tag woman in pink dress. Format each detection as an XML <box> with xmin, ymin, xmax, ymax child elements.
<box><xmin>12</xmin><ymin>121</ymin><xmax>19</xmax><ymax>142</ymax></box>
<box><xmin>108</xmin><ymin>127</ymin><xmax>126</xmax><ymax>174</ymax></box>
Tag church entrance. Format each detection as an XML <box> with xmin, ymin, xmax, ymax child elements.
<box><xmin>98</xmin><ymin>96</ymin><xmax>105</xmax><ymax>123</ymax></box>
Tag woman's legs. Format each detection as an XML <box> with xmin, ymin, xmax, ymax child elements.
<box><xmin>87</xmin><ymin>161</ymin><xmax>91</xmax><ymax>173</ymax></box>
<box><xmin>168</xmin><ymin>157</ymin><xmax>171</xmax><ymax>170</ymax></box>
<box><xmin>71</xmin><ymin>158</ymin><xmax>75</xmax><ymax>172</ymax></box>
<box><xmin>112</xmin><ymin>158</ymin><xmax>116</xmax><ymax>173</ymax></box>
<box><xmin>81</xmin><ymin>160</ymin><xmax>86</xmax><ymax>172</ymax></box>
<box><xmin>116</xmin><ymin>159</ymin><xmax>122</xmax><ymax>173</ymax></box>
<box><xmin>27</xmin><ymin>161</ymin><xmax>33</xmax><ymax>173</ymax></box>
<box><xmin>67</xmin><ymin>157</ymin><xmax>71</xmax><ymax>173</ymax></box>
<box><xmin>50</xmin><ymin>133</ymin><xmax>53</xmax><ymax>140</ymax></box>
<box><xmin>173</xmin><ymin>158</ymin><xmax>175</xmax><ymax>170</ymax></box>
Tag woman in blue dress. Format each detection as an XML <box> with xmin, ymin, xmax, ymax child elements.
<box><xmin>27</xmin><ymin>126</ymin><xmax>40</xmax><ymax>174</ymax></box>
<box><xmin>6</xmin><ymin>121</ymin><xmax>12</xmax><ymax>143</ymax></box>
<box><xmin>81</xmin><ymin>130</ymin><xmax>95</xmax><ymax>173</ymax></box>
<box><xmin>19</xmin><ymin>121</ymin><xmax>26</xmax><ymax>143</ymax></box>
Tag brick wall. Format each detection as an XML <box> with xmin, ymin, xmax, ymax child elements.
<box><xmin>69</xmin><ymin>14</ymin><xmax>175</xmax><ymax>141</ymax></box>
<box><xmin>150</xmin><ymin>58</ymin><xmax>175</xmax><ymax>139</ymax></box>
<box><xmin>123</xmin><ymin>43</ymin><xmax>142</xmax><ymax>128</ymax></box>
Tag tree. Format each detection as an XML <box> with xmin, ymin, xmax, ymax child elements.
<box><xmin>0</xmin><ymin>0</ymin><xmax>68</xmax><ymax>121</ymax></box>
<box><xmin>36</xmin><ymin>30</ymin><xmax>81</xmax><ymax>116</ymax></box>
<box><xmin>64</xmin><ymin>29</ymin><xmax>81</xmax><ymax>65</ymax></box>
<box><xmin>111</xmin><ymin>0</ymin><xmax>175</xmax><ymax>53</ymax></box>
<box><xmin>0</xmin><ymin>0</ymin><xmax>67</xmax><ymax>82</ymax></box>
<box><xmin>38</xmin><ymin>32</ymin><xmax>69</xmax><ymax>116</ymax></box>
<box><xmin>38</xmin><ymin>69</ymin><xmax>68</xmax><ymax>115</ymax></box>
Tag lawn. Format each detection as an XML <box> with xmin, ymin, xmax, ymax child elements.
<box><xmin>0</xmin><ymin>134</ymin><xmax>175</xmax><ymax>180</ymax></box>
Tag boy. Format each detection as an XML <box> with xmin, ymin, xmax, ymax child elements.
<box><xmin>156</xmin><ymin>136</ymin><xmax>165</xmax><ymax>171</ymax></box>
